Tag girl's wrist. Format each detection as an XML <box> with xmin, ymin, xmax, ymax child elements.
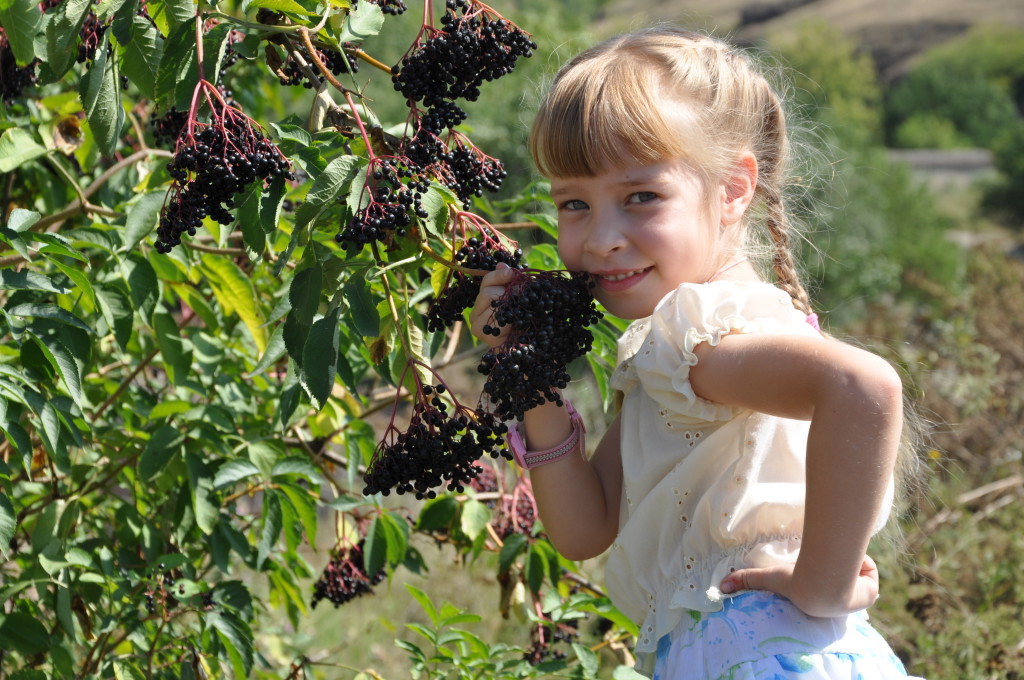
<box><xmin>508</xmin><ymin>398</ymin><xmax>585</xmax><ymax>469</ymax></box>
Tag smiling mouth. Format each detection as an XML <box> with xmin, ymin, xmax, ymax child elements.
<box><xmin>596</xmin><ymin>268</ymin><xmax>650</xmax><ymax>282</ymax></box>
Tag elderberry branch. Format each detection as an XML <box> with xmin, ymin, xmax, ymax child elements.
<box><xmin>297</xmin><ymin>28</ymin><xmax>360</xmax><ymax>98</ymax></box>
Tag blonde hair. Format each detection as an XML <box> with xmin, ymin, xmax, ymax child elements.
<box><xmin>530</xmin><ymin>27</ymin><xmax>812</xmax><ymax>314</ymax></box>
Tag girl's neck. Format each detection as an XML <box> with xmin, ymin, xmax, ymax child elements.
<box><xmin>705</xmin><ymin>258</ymin><xmax>749</xmax><ymax>283</ymax></box>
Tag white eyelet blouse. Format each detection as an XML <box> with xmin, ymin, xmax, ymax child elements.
<box><xmin>602</xmin><ymin>281</ymin><xmax>894</xmax><ymax>664</ymax></box>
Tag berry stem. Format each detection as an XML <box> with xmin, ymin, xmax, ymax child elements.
<box><xmin>297</xmin><ymin>28</ymin><xmax>360</xmax><ymax>98</ymax></box>
<box><xmin>418</xmin><ymin>241</ymin><xmax>489</xmax><ymax>277</ymax></box>
<box><xmin>352</xmin><ymin>48</ymin><xmax>392</xmax><ymax>74</ymax></box>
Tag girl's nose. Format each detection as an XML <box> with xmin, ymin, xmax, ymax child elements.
<box><xmin>584</xmin><ymin>213</ymin><xmax>627</xmax><ymax>256</ymax></box>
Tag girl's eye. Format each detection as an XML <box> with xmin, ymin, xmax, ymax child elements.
<box><xmin>627</xmin><ymin>191</ymin><xmax>657</xmax><ymax>204</ymax></box>
<box><xmin>561</xmin><ymin>199</ymin><xmax>588</xmax><ymax>211</ymax></box>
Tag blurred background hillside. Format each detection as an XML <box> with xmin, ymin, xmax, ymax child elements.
<box><xmin>320</xmin><ymin>2</ymin><xmax>1024</xmax><ymax>677</ymax></box>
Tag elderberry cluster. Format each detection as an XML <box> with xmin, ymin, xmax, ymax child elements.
<box><xmin>426</xmin><ymin>238</ymin><xmax>522</xmax><ymax>332</ymax></box>
<box><xmin>0</xmin><ymin>32</ymin><xmax>37</xmax><ymax>103</ymax></box>
<box><xmin>77</xmin><ymin>7</ymin><xmax>110</xmax><ymax>64</ymax></box>
<box><xmin>156</xmin><ymin>116</ymin><xmax>292</xmax><ymax>252</ymax></box>
<box><xmin>335</xmin><ymin>159</ymin><xmax>427</xmax><ymax>253</ymax></box>
<box><xmin>444</xmin><ymin>139</ymin><xmax>506</xmax><ymax>202</ymax></box>
<box><xmin>391</xmin><ymin>0</ymin><xmax>536</xmax><ymax>132</ymax></box>
<box><xmin>524</xmin><ymin>618</ymin><xmax>580</xmax><ymax>665</ymax></box>
<box><xmin>311</xmin><ymin>541</ymin><xmax>385</xmax><ymax>609</ymax></box>
<box><xmin>362</xmin><ymin>384</ymin><xmax>510</xmax><ymax>498</ymax></box>
<box><xmin>150</xmin><ymin>108</ymin><xmax>188</xmax><ymax>147</ymax></box>
<box><xmin>478</xmin><ymin>271</ymin><xmax>602</xmax><ymax>421</ymax></box>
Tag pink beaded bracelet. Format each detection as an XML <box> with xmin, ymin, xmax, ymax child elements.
<box><xmin>507</xmin><ymin>399</ymin><xmax>586</xmax><ymax>470</ymax></box>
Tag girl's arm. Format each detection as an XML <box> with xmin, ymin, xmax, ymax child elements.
<box><xmin>689</xmin><ymin>332</ymin><xmax>904</xmax><ymax>618</ymax></box>
<box><xmin>470</xmin><ymin>266</ymin><xmax>623</xmax><ymax>561</ymax></box>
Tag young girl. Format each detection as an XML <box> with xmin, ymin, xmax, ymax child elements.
<box><xmin>470</xmin><ymin>27</ymin><xmax>922</xmax><ymax>679</ymax></box>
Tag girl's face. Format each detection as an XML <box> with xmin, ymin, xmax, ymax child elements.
<box><xmin>552</xmin><ymin>156</ymin><xmax>731</xmax><ymax>320</ymax></box>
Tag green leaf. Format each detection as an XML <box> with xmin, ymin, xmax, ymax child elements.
<box><xmin>0</xmin><ymin>612</ymin><xmax>50</xmax><ymax>655</ymax></box>
<box><xmin>6</xmin><ymin>208</ymin><xmax>41</xmax><ymax>232</ymax></box>
<box><xmin>299</xmin><ymin>306</ymin><xmax>339</xmax><ymax>410</ymax></box>
<box><xmin>524</xmin><ymin>543</ymin><xmax>546</xmax><ymax>595</ymax></box>
<box><xmin>249</xmin><ymin>324</ymin><xmax>285</xmax><ymax>377</ymax></box>
<box><xmin>96</xmin><ymin>284</ymin><xmax>133</xmax><ymax>350</ymax></box>
<box><xmin>498</xmin><ymin>532</ymin><xmax>528</xmax><ymax>574</ymax></box>
<box><xmin>0</xmin><ymin>269</ymin><xmax>68</xmax><ymax>294</ymax></box>
<box><xmin>46</xmin><ymin>255</ymin><xmax>95</xmax><ymax>307</ymax></box>
<box><xmin>572</xmin><ymin>643</ymin><xmax>599</xmax><ymax>679</ymax></box>
<box><xmin>118</xmin><ymin>16</ymin><xmax>163</xmax><ymax>100</ymax></box>
<box><xmin>186</xmin><ymin>452</ymin><xmax>217</xmax><ymax>535</ymax></box>
<box><xmin>146</xmin><ymin>0</ymin><xmax>193</xmax><ymax>38</ymax></box>
<box><xmin>363</xmin><ymin>514</ymin><xmax>388</xmax><ymax>577</ymax></box>
<box><xmin>0</xmin><ymin>0</ymin><xmax>42</xmax><ymax>65</ymax></box>
<box><xmin>153</xmin><ymin>311</ymin><xmax>193</xmax><ymax>385</ymax></box>
<box><xmin>277</xmin><ymin>482</ymin><xmax>317</xmax><ymax>546</ymax></box>
<box><xmin>459</xmin><ymin>497</ymin><xmax>490</xmax><ymax>542</ymax></box>
<box><xmin>207</xmin><ymin>610</ymin><xmax>255</xmax><ymax>677</ymax></box>
<box><xmin>0</xmin><ymin>492</ymin><xmax>15</xmax><ymax>561</ymax></box>
<box><xmin>0</xmin><ymin>127</ymin><xmax>48</xmax><ymax>173</ymax></box>
<box><xmin>213</xmin><ymin>460</ymin><xmax>260</xmax><ymax>488</ymax></box>
<box><xmin>139</xmin><ymin>424</ymin><xmax>185</xmax><ymax>480</ymax></box>
<box><xmin>418</xmin><ymin>185</ymin><xmax>449</xmax><ymax>238</ymax></box>
<box><xmin>201</xmin><ymin>255</ymin><xmax>268</xmax><ymax>353</ymax></box>
<box><xmin>123</xmin><ymin>255</ymin><xmax>160</xmax><ymax>323</ymax></box>
<box><xmin>256</xmin><ymin>491</ymin><xmax>283</xmax><ymax>569</ymax></box>
<box><xmin>288</xmin><ymin>263</ymin><xmax>322</xmax><ymax>326</ymax></box>
<box><xmin>338</xmin><ymin>0</ymin><xmax>384</xmax><ymax>42</ymax></box>
<box><xmin>416</xmin><ymin>494</ymin><xmax>457</xmax><ymax>532</ymax></box>
<box><xmin>154</xmin><ymin>20</ymin><xmax>197</xmax><ymax>111</ymax></box>
<box><xmin>404</xmin><ymin>583</ymin><xmax>439</xmax><ymax>628</ymax></box>
<box><xmin>247</xmin><ymin>440</ymin><xmax>279</xmax><ymax>480</ymax></box>
<box><xmin>246</xmin><ymin>0</ymin><xmax>317</xmax><ymax>15</ymax></box>
<box><xmin>45</xmin><ymin>0</ymin><xmax>91</xmax><ymax>78</ymax></box>
<box><xmin>29</xmin><ymin>333</ymin><xmax>83</xmax><ymax>408</ymax></box>
<box><xmin>79</xmin><ymin>44</ymin><xmax>125</xmax><ymax>158</ymax></box>
<box><xmin>343</xmin><ymin>271</ymin><xmax>379</xmax><ymax>338</ymax></box>
<box><xmin>292</xmin><ymin>155</ymin><xmax>362</xmax><ymax>233</ymax></box>
<box><xmin>123</xmin><ymin>191</ymin><xmax>166</xmax><ymax>252</ymax></box>
<box><xmin>7</xmin><ymin>303</ymin><xmax>93</xmax><ymax>334</ymax></box>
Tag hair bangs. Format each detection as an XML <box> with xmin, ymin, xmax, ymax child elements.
<box><xmin>531</xmin><ymin>53</ymin><xmax>691</xmax><ymax>178</ymax></box>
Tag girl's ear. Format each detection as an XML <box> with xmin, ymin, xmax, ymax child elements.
<box><xmin>720</xmin><ymin>152</ymin><xmax>758</xmax><ymax>226</ymax></box>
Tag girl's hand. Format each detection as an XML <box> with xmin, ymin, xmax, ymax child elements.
<box><xmin>469</xmin><ymin>263</ymin><xmax>517</xmax><ymax>349</ymax></box>
<box><xmin>718</xmin><ymin>554</ymin><xmax>880</xmax><ymax>618</ymax></box>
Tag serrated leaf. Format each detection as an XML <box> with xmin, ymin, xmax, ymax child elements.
<box><xmin>338</xmin><ymin>0</ymin><xmax>383</xmax><ymax>42</ymax></box>
<box><xmin>249</xmin><ymin>324</ymin><xmax>286</xmax><ymax>377</ymax></box>
<box><xmin>0</xmin><ymin>128</ymin><xmax>48</xmax><ymax>174</ymax></box>
<box><xmin>0</xmin><ymin>269</ymin><xmax>68</xmax><ymax>294</ymax></box>
<box><xmin>256</xmin><ymin>491</ymin><xmax>283</xmax><ymax>569</ymax></box>
<box><xmin>299</xmin><ymin>306</ymin><xmax>339</xmax><ymax>410</ymax></box>
<box><xmin>418</xmin><ymin>185</ymin><xmax>449</xmax><ymax>238</ymax></box>
<box><xmin>0</xmin><ymin>492</ymin><xmax>16</xmax><ymax>561</ymax></box>
<box><xmin>80</xmin><ymin>45</ymin><xmax>125</xmax><ymax>157</ymax></box>
<box><xmin>118</xmin><ymin>16</ymin><xmax>163</xmax><ymax>99</ymax></box>
<box><xmin>246</xmin><ymin>0</ymin><xmax>317</xmax><ymax>15</ymax></box>
<box><xmin>46</xmin><ymin>255</ymin><xmax>95</xmax><ymax>307</ymax></box>
<box><xmin>288</xmin><ymin>264</ymin><xmax>322</xmax><ymax>326</ymax></box>
<box><xmin>213</xmin><ymin>460</ymin><xmax>260</xmax><ymax>488</ymax></box>
<box><xmin>139</xmin><ymin>424</ymin><xmax>185</xmax><ymax>480</ymax></box>
<box><xmin>153</xmin><ymin>311</ymin><xmax>192</xmax><ymax>385</ymax></box>
<box><xmin>0</xmin><ymin>0</ymin><xmax>43</xmax><ymax>65</ymax></box>
<box><xmin>498</xmin><ymin>532</ymin><xmax>528</xmax><ymax>574</ymax></box>
<box><xmin>343</xmin><ymin>272</ymin><xmax>378</xmax><ymax>338</ymax></box>
<box><xmin>416</xmin><ymin>495</ymin><xmax>457</xmax><ymax>532</ymax></box>
<box><xmin>8</xmin><ymin>303</ymin><xmax>93</xmax><ymax>334</ymax></box>
<box><xmin>201</xmin><ymin>255</ymin><xmax>268</xmax><ymax>353</ymax></box>
<box><xmin>45</xmin><ymin>0</ymin><xmax>91</xmax><ymax>77</ymax></box>
<box><xmin>572</xmin><ymin>643</ymin><xmax>599</xmax><ymax>679</ymax></box>
<box><xmin>294</xmin><ymin>155</ymin><xmax>361</xmax><ymax>234</ymax></box>
<box><xmin>146</xmin><ymin>0</ymin><xmax>193</xmax><ymax>37</ymax></box>
<box><xmin>247</xmin><ymin>440</ymin><xmax>279</xmax><ymax>479</ymax></box>
<box><xmin>207</xmin><ymin>610</ymin><xmax>254</xmax><ymax>677</ymax></box>
<box><xmin>154</xmin><ymin>20</ymin><xmax>196</xmax><ymax>111</ymax></box>
<box><xmin>278</xmin><ymin>482</ymin><xmax>317</xmax><ymax>546</ymax></box>
<box><xmin>123</xmin><ymin>190</ymin><xmax>165</xmax><ymax>252</ymax></box>
<box><xmin>186</xmin><ymin>452</ymin><xmax>217</xmax><ymax>535</ymax></box>
<box><xmin>7</xmin><ymin>208</ymin><xmax>40</xmax><ymax>232</ymax></box>
<box><xmin>459</xmin><ymin>498</ymin><xmax>490</xmax><ymax>542</ymax></box>
<box><xmin>30</xmin><ymin>333</ymin><xmax>83</xmax><ymax>408</ymax></box>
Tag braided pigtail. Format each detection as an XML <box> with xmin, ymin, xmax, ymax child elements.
<box><xmin>755</xmin><ymin>88</ymin><xmax>813</xmax><ymax>316</ymax></box>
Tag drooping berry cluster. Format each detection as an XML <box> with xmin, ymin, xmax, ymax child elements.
<box><xmin>335</xmin><ymin>157</ymin><xmax>428</xmax><ymax>253</ymax></box>
<box><xmin>156</xmin><ymin>98</ymin><xmax>293</xmax><ymax>252</ymax></box>
<box><xmin>492</xmin><ymin>477</ymin><xmax>538</xmax><ymax>540</ymax></box>
<box><xmin>524</xmin><ymin>617</ymin><xmax>580</xmax><ymax>665</ymax></box>
<box><xmin>311</xmin><ymin>541</ymin><xmax>385</xmax><ymax>608</ymax></box>
<box><xmin>0</xmin><ymin>31</ymin><xmax>37</xmax><ymax>103</ymax></box>
<box><xmin>391</xmin><ymin>0</ymin><xmax>536</xmax><ymax>134</ymax></box>
<box><xmin>427</xmin><ymin>238</ymin><xmax>522</xmax><ymax>332</ymax></box>
<box><xmin>478</xmin><ymin>270</ymin><xmax>602</xmax><ymax>421</ymax></box>
<box><xmin>363</xmin><ymin>381</ymin><xmax>511</xmax><ymax>498</ymax></box>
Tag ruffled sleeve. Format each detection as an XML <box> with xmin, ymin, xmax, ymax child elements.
<box><xmin>628</xmin><ymin>282</ymin><xmax>817</xmax><ymax>423</ymax></box>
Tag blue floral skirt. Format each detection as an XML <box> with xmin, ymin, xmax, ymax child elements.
<box><xmin>650</xmin><ymin>591</ymin><xmax>922</xmax><ymax>679</ymax></box>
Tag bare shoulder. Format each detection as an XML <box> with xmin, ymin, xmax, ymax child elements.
<box><xmin>690</xmin><ymin>332</ymin><xmax>903</xmax><ymax>420</ymax></box>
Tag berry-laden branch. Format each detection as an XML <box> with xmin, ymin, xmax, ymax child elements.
<box><xmin>155</xmin><ymin>79</ymin><xmax>293</xmax><ymax>252</ymax></box>
<box><xmin>478</xmin><ymin>270</ymin><xmax>603</xmax><ymax>421</ymax></box>
<box><xmin>362</xmin><ymin>361</ymin><xmax>509</xmax><ymax>499</ymax></box>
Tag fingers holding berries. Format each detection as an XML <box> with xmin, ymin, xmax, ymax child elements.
<box><xmin>471</xmin><ymin>264</ymin><xmax>517</xmax><ymax>347</ymax></box>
